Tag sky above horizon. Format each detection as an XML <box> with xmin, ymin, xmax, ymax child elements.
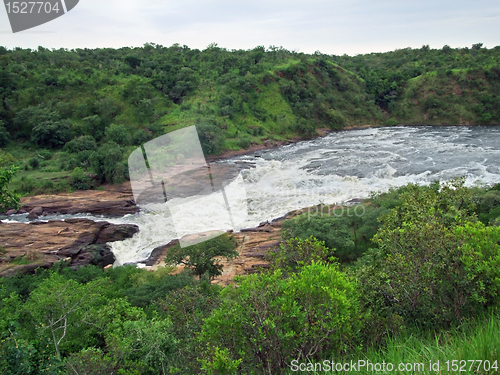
<box><xmin>1</xmin><ymin>0</ymin><xmax>500</xmax><ymax>55</ymax></box>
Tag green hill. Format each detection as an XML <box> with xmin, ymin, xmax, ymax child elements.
<box><xmin>0</xmin><ymin>43</ymin><xmax>499</xmax><ymax>196</ymax></box>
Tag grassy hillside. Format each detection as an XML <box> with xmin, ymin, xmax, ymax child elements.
<box><xmin>0</xmin><ymin>43</ymin><xmax>499</xmax><ymax>197</ymax></box>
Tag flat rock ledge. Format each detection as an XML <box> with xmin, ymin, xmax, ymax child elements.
<box><xmin>0</xmin><ymin>218</ymin><xmax>139</xmax><ymax>277</ymax></box>
<box><xmin>8</xmin><ymin>183</ymin><xmax>139</xmax><ymax>219</ymax></box>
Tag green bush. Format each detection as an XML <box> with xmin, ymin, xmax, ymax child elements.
<box><xmin>0</xmin><ymin>121</ymin><xmax>10</xmax><ymax>147</ymax></box>
<box><xmin>196</xmin><ymin>122</ymin><xmax>224</xmax><ymax>155</ymax></box>
<box><xmin>160</xmin><ymin>282</ymin><xmax>222</xmax><ymax>373</ymax></box>
<box><xmin>477</xmin><ymin>189</ymin><xmax>500</xmax><ymax>225</ymax></box>
<box><xmin>282</xmin><ymin>213</ymin><xmax>355</xmax><ymax>262</ymax></box>
<box><xmin>89</xmin><ymin>142</ymin><xmax>125</xmax><ymax>184</ymax></box>
<box><xmin>36</xmin><ymin>149</ymin><xmax>52</xmax><ymax>160</ymax></box>
<box><xmin>200</xmin><ymin>262</ymin><xmax>361</xmax><ymax>373</ymax></box>
<box><xmin>105</xmin><ymin>124</ymin><xmax>131</xmax><ymax>146</ymax></box>
<box><xmin>70</xmin><ymin>167</ymin><xmax>91</xmax><ymax>190</ymax></box>
<box><xmin>267</xmin><ymin>236</ymin><xmax>330</xmax><ymax>275</ymax></box>
<box><xmin>293</xmin><ymin>118</ymin><xmax>315</xmax><ymax>135</ymax></box>
<box><xmin>386</xmin><ymin>118</ymin><xmax>399</xmax><ymax>126</ymax></box>
<box><xmin>328</xmin><ymin>110</ymin><xmax>347</xmax><ymax>129</ymax></box>
<box><xmin>132</xmin><ymin>129</ymin><xmax>150</xmax><ymax>145</ymax></box>
<box><xmin>356</xmin><ymin>179</ymin><xmax>489</xmax><ymax>331</ymax></box>
<box><xmin>31</xmin><ymin>119</ymin><xmax>72</xmax><ymax>149</ymax></box>
<box><xmin>28</xmin><ymin>157</ymin><xmax>39</xmax><ymax>169</ymax></box>
<box><xmin>64</xmin><ymin>135</ymin><xmax>97</xmax><ymax>154</ymax></box>
<box><xmin>0</xmin><ymin>162</ymin><xmax>20</xmax><ymax>213</ymax></box>
<box><xmin>237</xmin><ymin>135</ymin><xmax>251</xmax><ymax>149</ymax></box>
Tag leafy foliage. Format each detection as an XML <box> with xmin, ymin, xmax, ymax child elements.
<box><xmin>164</xmin><ymin>233</ymin><xmax>238</xmax><ymax>279</ymax></box>
<box><xmin>196</xmin><ymin>121</ymin><xmax>225</xmax><ymax>155</ymax></box>
<box><xmin>200</xmin><ymin>262</ymin><xmax>361</xmax><ymax>373</ymax></box>
<box><xmin>355</xmin><ymin>179</ymin><xmax>493</xmax><ymax>331</ymax></box>
<box><xmin>89</xmin><ymin>141</ymin><xmax>125</xmax><ymax>183</ymax></box>
<box><xmin>0</xmin><ymin>159</ymin><xmax>20</xmax><ymax>212</ymax></box>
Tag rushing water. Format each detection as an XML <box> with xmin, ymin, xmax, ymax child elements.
<box><xmin>5</xmin><ymin>126</ymin><xmax>500</xmax><ymax>265</ymax></box>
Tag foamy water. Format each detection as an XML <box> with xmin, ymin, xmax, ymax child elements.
<box><xmin>4</xmin><ymin>126</ymin><xmax>500</xmax><ymax>265</ymax></box>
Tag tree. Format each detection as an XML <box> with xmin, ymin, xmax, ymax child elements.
<box><xmin>105</xmin><ymin>124</ymin><xmax>131</xmax><ymax>146</ymax></box>
<box><xmin>63</xmin><ymin>135</ymin><xmax>97</xmax><ymax>154</ymax></box>
<box><xmin>164</xmin><ymin>234</ymin><xmax>238</xmax><ymax>279</ymax></box>
<box><xmin>124</xmin><ymin>55</ymin><xmax>141</xmax><ymax>69</ymax></box>
<box><xmin>0</xmin><ymin>120</ymin><xmax>9</xmax><ymax>147</ymax></box>
<box><xmin>31</xmin><ymin>118</ymin><xmax>72</xmax><ymax>148</ymax></box>
<box><xmin>24</xmin><ymin>273</ymin><xmax>106</xmax><ymax>358</ymax></box>
<box><xmin>89</xmin><ymin>141</ymin><xmax>125</xmax><ymax>183</ymax></box>
<box><xmin>106</xmin><ymin>318</ymin><xmax>176</xmax><ymax>374</ymax></box>
<box><xmin>0</xmin><ymin>160</ymin><xmax>20</xmax><ymax>213</ymax></box>
<box><xmin>169</xmin><ymin>67</ymin><xmax>198</xmax><ymax>103</ymax></box>
<box><xmin>196</xmin><ymin>122</ymin><xmax>224</xmax><ymax>155</ymax></box>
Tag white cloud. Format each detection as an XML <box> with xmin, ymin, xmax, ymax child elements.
<box><xmin>0</xmin><ymin>0</ymin><xmax>499</xmax><ymax>54</ymax></box>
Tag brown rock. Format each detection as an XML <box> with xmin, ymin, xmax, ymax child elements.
<box><xmin>144</xmin><ymin>218</ymin><xmax>284</xmax><ymax>286</ymax></box>
<box><xmin>0</xmin><ymin>218</ymin><xmax>139</xmax><ymax>277</ymax></box>
<box><xmin>27</xmin><ymin>206</ymin><xmax>43</xmax><ymax>220</ymax></box>
<box><xmin>20</xmin><ymin>182</ymin><xmax>139</xmax><ymax>218</ymax></box>
<box><xmin>5</xmin><ymin>209</ymin><xmax>17</xmax><ymax>215</ymax></box>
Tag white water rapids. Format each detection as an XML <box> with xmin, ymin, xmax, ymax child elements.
<box><xmin>5</xmin><ymin>126</ymin><xmax>500</xmax><ymax>265</ymax></box>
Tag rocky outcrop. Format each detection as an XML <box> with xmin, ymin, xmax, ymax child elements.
<box><xmin>0</xmin><ymin>218</ymin><xmax>139</xmax><ymax>277</ymax></box>
<box><xmin>145</xmin><ymin>207</ymin><xmax>313</xmax><ymax>285</ymax></box>
<box><xmin>14</xmin><ymin>183</ymin><xmax>139</xmax><ymax>218</ymax></box>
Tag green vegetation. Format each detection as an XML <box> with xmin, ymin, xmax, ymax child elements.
<box><xmin>164</xmin><ymin>233</ymin><xmax>238</xmax><ymax>279</ymax></box>
<box><xmin>0</xmin><ymin>157</ymin><xmax>19</xmax><ymax>212</ymax></box>
<box><xmin>1</xmin><ymin>180</ymin><xmax>500</xmax><ymax>373</ymax></box>
<box><xmin>1</xmin><ymin>43</ymin><xmax>499</xmax><ymax>195</ymax></box>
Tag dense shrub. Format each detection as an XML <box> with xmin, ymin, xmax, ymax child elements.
<box><xmin>70</xmin><ymin>167</ymin><xmax>91</xmax><ymax>190</ymax></box>
<box><xmin>355</xmin><ymin>179</ymin><xmax>494</xmax><ymax>332</ymax></box>
<box><xmin>328</xmin><ymin>110</ymin><xmax>347</xmax><ymax>129</ymax></box>
<box><xmin>267</xmin><ymin>236</ymin><xmax>330</xmax><ymax>276</ymax></box>
<box><xmin>0</xmin><ymin>162</ymin><xmax>20</xmax><ymax>213</ymax></box>
<box><xmin>159</xmin><ymin>282</ymin><xmax>222</xmax><ymax>373</ymax></box>
<box><xmin>196</xmin><ymin>122</ymin><xmax>225</xmax><ymax>155</ymax></box>
<box><xmin>0</xmin><ymin>121</ymin><xmax>9</xmax><ymax>146</ymax></box>
<box><xmin>200</xmin><ymin>262</ymin><xmax>361</xmax><ymax>373</ymax></box>
<box><xmin>31</xmin><ymin>119</ymin><xmax>72</xmax><ymax>148</ymax></box>
<box><xmin>237</xmin><ymin>135</ymin><xmax>251</xmax><ymax>149</ymax></box>
<box><xmin>28</xmin><ymin>157</ymin><xmax>39</xmax><ymax>169</ymax></box>
<box><xmin>89</xmin><ymin>141</ymin><xmax>125</xmax><ymax>183</ymax></box>
<box><xmin>282</xmin><ymin>212</ymin><xmax>356</xmax><ymax>262</ymax></box>
<box><xmin>105</xmin><ymin>124</ymin><xmax>131</xmax><ymax>146</ymax></box>
<box><xmin>64</xmin><ymin>135</ymin><xmax>97</xmax><ymax>154</ymax></box>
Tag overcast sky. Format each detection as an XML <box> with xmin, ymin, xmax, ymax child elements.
<box><xmin>1</xmin><ymin>0</ymin><xmax>500</xmax><ymax>55</ymax></box>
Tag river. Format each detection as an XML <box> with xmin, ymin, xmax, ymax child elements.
<box><xmin>6</xmin><ymin>126</ymin><xmax>500</xmax><ymax>265</ymax></box>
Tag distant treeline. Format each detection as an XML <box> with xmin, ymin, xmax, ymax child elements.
<box><xmin>0</xmin><ymin>43</ymin><xmax>499</xmax><ymax>192</ymax></box>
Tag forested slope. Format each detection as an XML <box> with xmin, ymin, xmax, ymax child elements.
<box><xmin>0</xmin><ymin>43</ymin><xmax>499</xmax><ymax>195</ymax></box>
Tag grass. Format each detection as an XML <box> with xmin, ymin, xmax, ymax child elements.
<box><xmin>285</xmin><ymin>311</ymin><xmax>500</xmax><ymax>374</ymax></box>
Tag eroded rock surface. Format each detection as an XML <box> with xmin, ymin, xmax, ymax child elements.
<box><xmin>16</xmin><ymin>183</ymin><xmax>139</xmax><ymax>218</ymax></box>
<box><xmin>146</xmin><ymin>207</ymin><xmax>312</xmax><ymax>286</ymax></box>
<box><xmin>0</xmin><ymin>218</ymin><xmax>139</xmax><ymax>277</ymax></box>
